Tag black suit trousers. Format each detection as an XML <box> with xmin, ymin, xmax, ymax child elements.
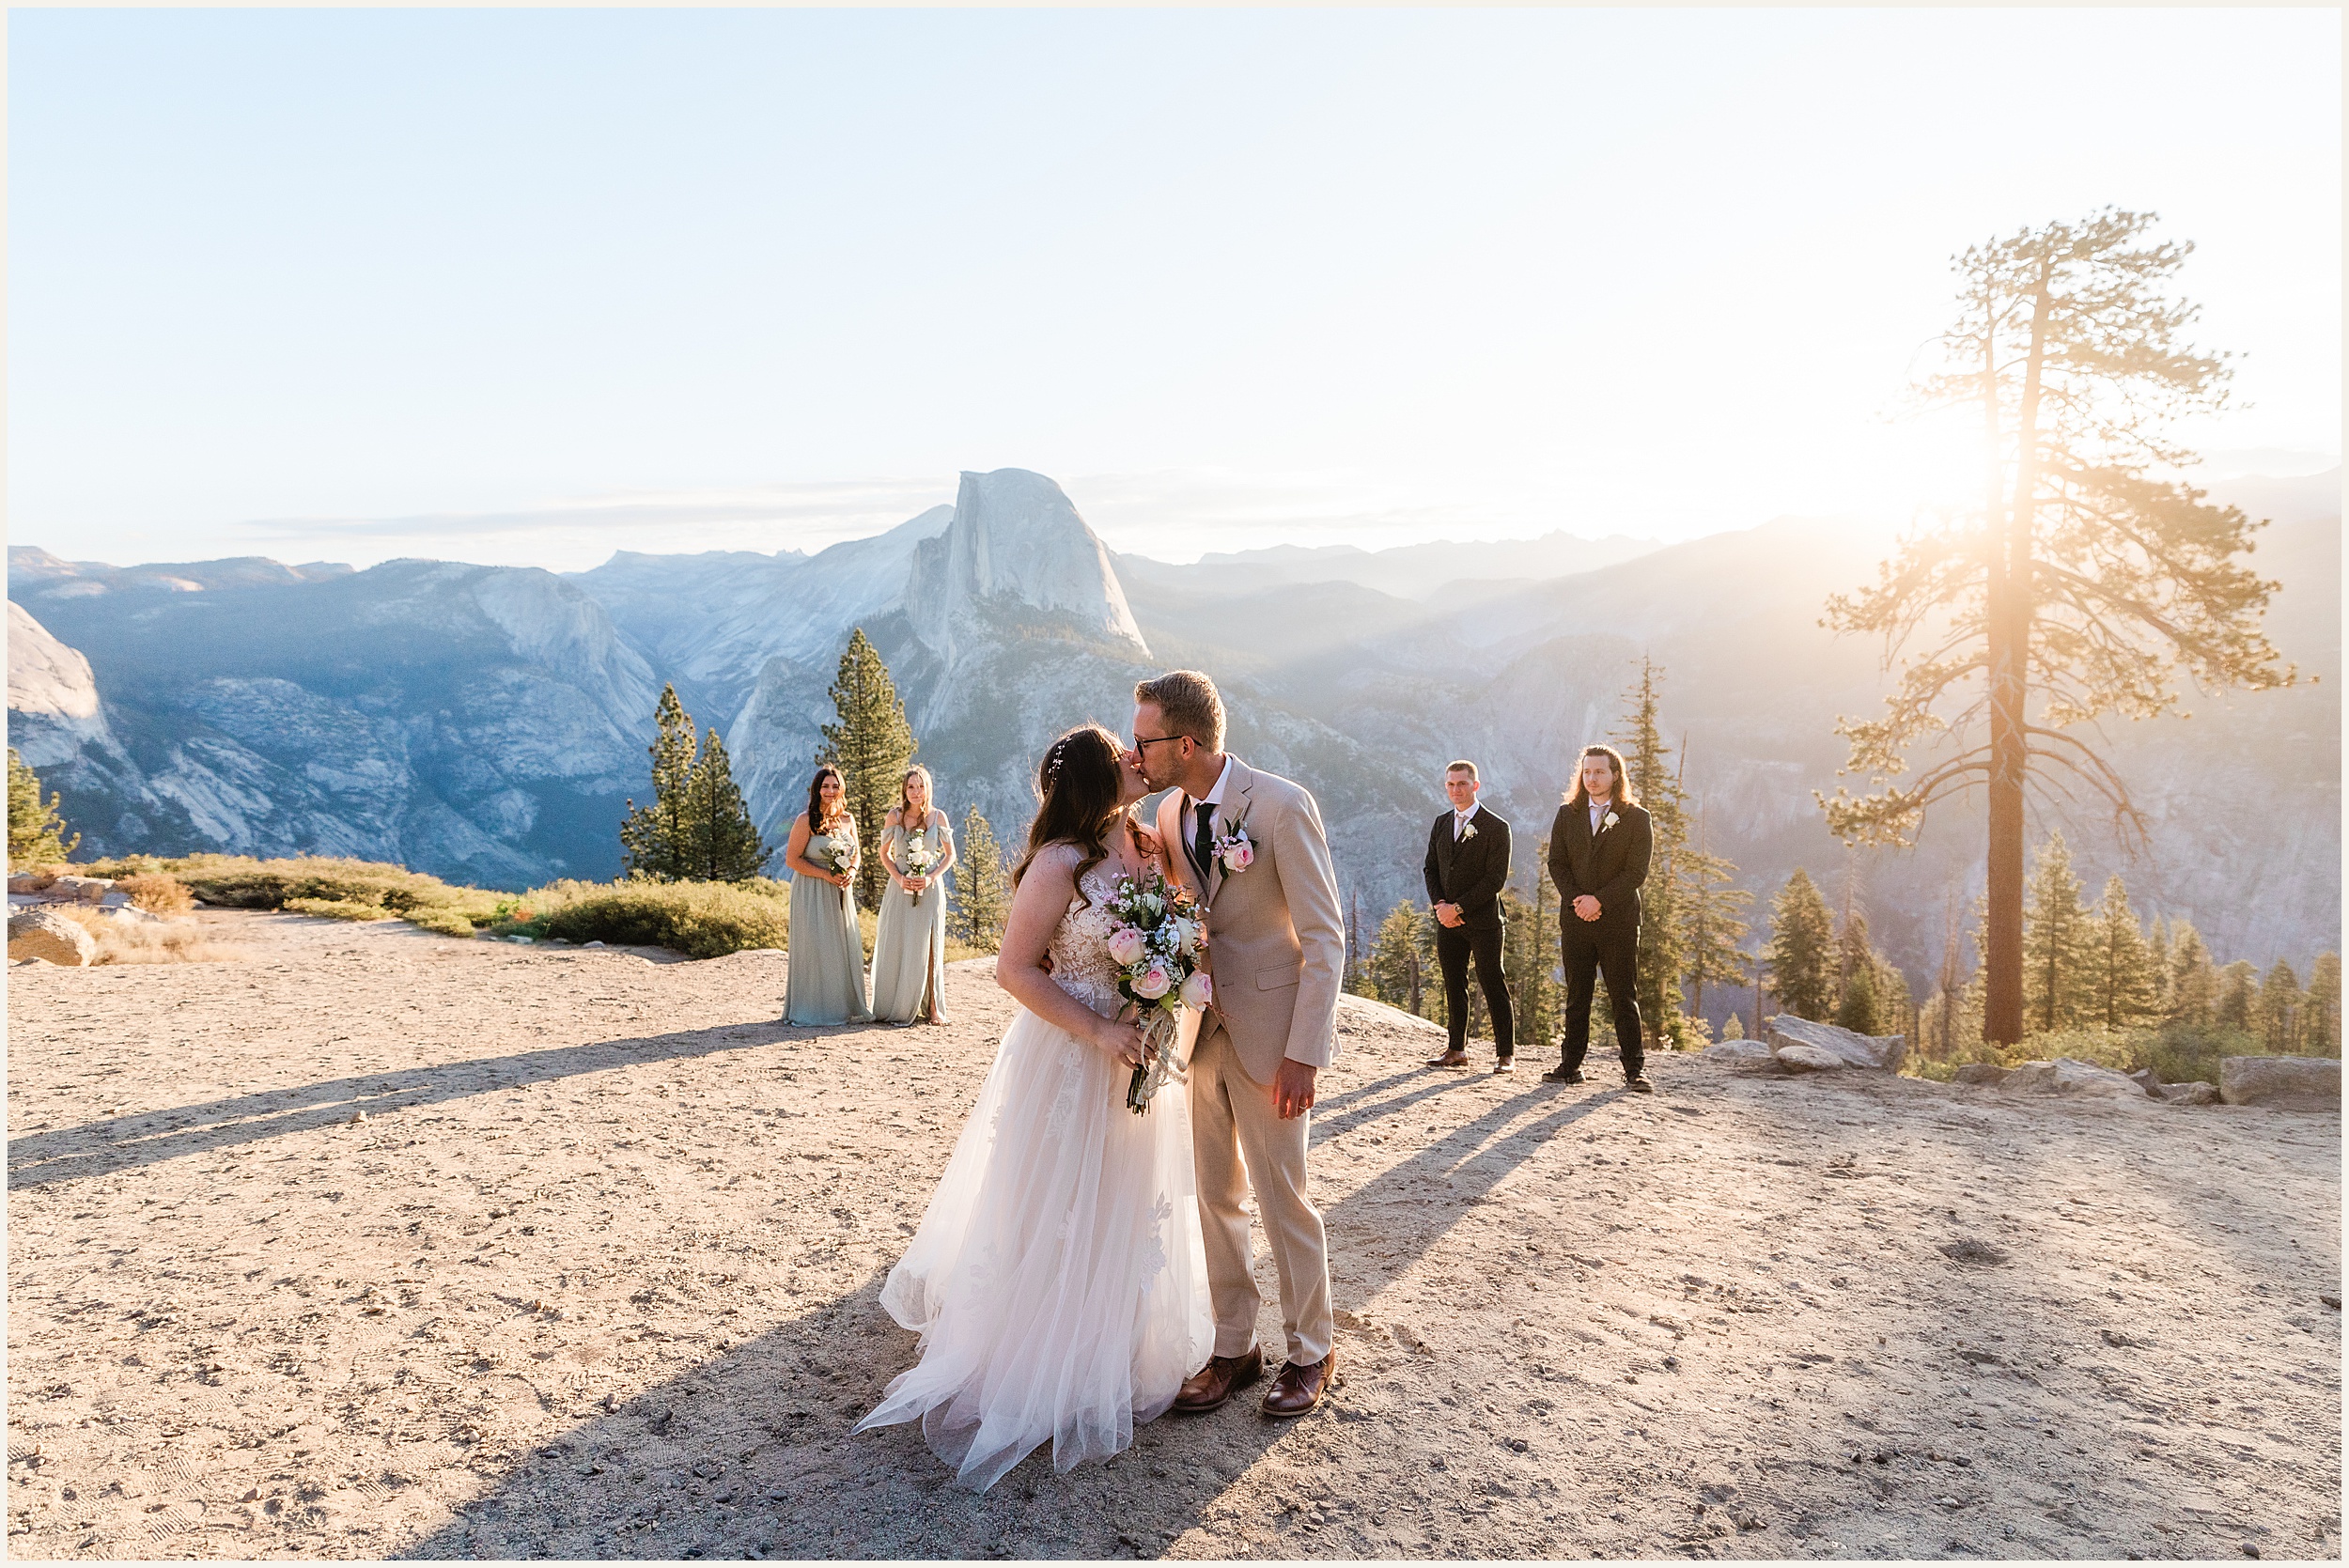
<box><xmin>1435</xmin><ymin>922</ymin><xmax>1513</xmax><ymax>1058</ymax></box>
<box><xmin>1560</xmin><ymin>918</ymin><xmax>1643</xmax><ymax>1079</ymax></box>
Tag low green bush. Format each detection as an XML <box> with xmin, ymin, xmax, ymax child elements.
<box><xmin>493</xmin><ymin>878</ymin><xmax>790</xmax><ymax>959</ymax></box>
<box><xmin>283</xmin><ymin>895</ymin><xmax>399</xmax><ymax>923</ymax></box>
<box><xmin>78</xmin><ymin>853</ymin><xmax>507</xmax><ymax>933</ymax></box>
<box><xmin>2004</xmin><ymin>1018</ymin><xmax>2270</xmax><ymax>1085</ymax></box>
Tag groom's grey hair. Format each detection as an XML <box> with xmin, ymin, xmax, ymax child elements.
<box><xmin>1134</xmin><ymin>670</ymin><xmax>1225</xmax><ymax>753</ymax></box>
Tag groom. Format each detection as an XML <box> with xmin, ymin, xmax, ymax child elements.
<box><xmin>1130</xmin><ymin>670</ymin><xmax>1346</xmax><ymax>1419</ymax></box>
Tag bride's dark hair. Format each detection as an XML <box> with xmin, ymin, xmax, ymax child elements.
<box><xmin>1011</xmin><ymin>722</ymin><xmax>1138</xmax><ymax>897</ymax></box>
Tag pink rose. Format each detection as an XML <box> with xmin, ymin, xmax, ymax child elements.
<box><xmin>1131</xmin><ymin>963</ymin><xmax>1173</xmax><ymax>1000</ymax></box>
<box><xmin>1221</xmin><ymin>837</ymin><xmax>1254</xmax><ymax>872</ymax></box>
<box><xmin>1179</xmin><ymin>970</ymin><xmax>1215</xmax><ymax>1010</ymax></box>
<box><xmin>1107</xmin><ymin>926</ymin><xmax>1146</xmax><ymax>966</ymax></box>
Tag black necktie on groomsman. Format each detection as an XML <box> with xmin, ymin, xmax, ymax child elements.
<box><xmin>1191</xmin><ymin>800</ymin><xmax>1217</xmax><ymax>886</ymax></box>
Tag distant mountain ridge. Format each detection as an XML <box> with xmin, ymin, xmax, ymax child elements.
<box><xmin>11</xmin><ymin>466</ymin><xmax>2339</xmax><ymax>1001</ymax></box>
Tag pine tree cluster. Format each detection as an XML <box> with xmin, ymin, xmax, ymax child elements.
<box><xmin>617</xmin><ymin>686</ymin><xmax>770</xmax><ymax>883</ymax></box>
<box><xmin>8</xmin><ymin>748</ymin><xmax>79</xmax><ymax>869</ymax></box>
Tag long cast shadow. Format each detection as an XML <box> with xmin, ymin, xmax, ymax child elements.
<box><xmin>5</xmin><ymin>1019</ymin><xmax>863</xmax><ymax>1191</ymax></box>
<box><xmin>394</xmin><ymin>1065</ymin><xmax>1624</xmax><ymax>1559</ymax></box>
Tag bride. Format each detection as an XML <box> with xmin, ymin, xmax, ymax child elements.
<box><xmin>855</xmin><ymin>722</ymin><xmax>1213</xmax><ymax>1491</ymax></box>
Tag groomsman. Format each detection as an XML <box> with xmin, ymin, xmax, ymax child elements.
<box><xmin>1545</xmin><ymin>744</ymin><xmax>1655</xmax><ymax>1093</ymax></box>
<box><xmin>1422</xmin><ymin>761</ymin><xmax>1516</xmax><ymax>1074</ymax></box>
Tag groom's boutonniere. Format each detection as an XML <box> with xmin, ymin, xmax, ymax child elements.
<box><xmin>1599</xmin><ymin>810</ymin><xmax>1621</xmax><ymax>834</ymax></box>
<box><xmin>1210</xmin><ymin>815</ymin><xmax>1255</xmax><ymax>876</ymax></box>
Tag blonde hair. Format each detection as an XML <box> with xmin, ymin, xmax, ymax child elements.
<box><xmin>1563</xmin><ymin>744</ymin><xmax>1636</xmax><ymax>808</ymax></box>
<box><xmin>894</xmin><ymin>765</ymin><xmax>934</xmax><ymax>823</ymax></box>
<box><xmin>1134</xmin><ymin>669</ymin><xmax>1226</xmax><ymax>753</ymax></box>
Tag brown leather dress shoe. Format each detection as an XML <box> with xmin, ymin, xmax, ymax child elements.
<box><xmin>1259</xmin><ymin>1350</ymin><xmax>1339</xmax><ymax>1418</ymax></box>
<box><xmin>1173</xmin><ymin>1347</ymin><xmax>1262</xmax><ymax>1413</ymax></box>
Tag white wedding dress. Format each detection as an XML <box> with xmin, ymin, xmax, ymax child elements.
<box><xmin>856</xmin><ymin>858</ymin><xmax>1213</xmax><ymax>1491</ymax></box>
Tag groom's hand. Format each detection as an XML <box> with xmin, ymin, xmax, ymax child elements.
<box><xmin>1273</xmin><ymin>1059</ymin><xmax>1318</xmax><ymax>1120</ymax></box>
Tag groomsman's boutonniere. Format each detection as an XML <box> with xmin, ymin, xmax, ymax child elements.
<box><xmin>1211</xmin><ymin>816</ymin><xmax>1256</xmax><ymax>875</ymax></box>
<box><xmin>1460</xmin><ymin>820</ymin><xmax>1478</xmax><ymax>841</ymax></box>
<box><xmin>1599</xmin><ymin>810</ymin><xmax>1621</xmax><ymax>834</ymax></box>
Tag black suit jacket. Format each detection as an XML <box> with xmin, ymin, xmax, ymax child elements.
<box><xmin>1547</xmin><ymin>797</ymin><xmax>1652</xmax><ymax>934</ymax></box>
<box><xmin>1423</xmin><ymin>806</ymin><xmax>1512</xmax><ymax>932</ymax></box>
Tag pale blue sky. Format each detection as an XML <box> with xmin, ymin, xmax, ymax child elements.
<box><xmin>11</xmin><ymin>8</ymin><xmax>2341</xmax><ymax>569</ymax></box>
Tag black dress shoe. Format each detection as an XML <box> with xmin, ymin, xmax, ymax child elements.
<box><xmin>1541</xmin><ymin>1065</ymin><xmax>1586</xmax><ymax>1084</ymax></box>
<box><xmin>1626</xmin><ymin>1076</ymin><xmax>1656</xmax><ymax>1094</ymax></box>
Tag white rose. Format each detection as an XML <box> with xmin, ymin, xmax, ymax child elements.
<box><xmin>1107</xmin><ymin>926</ymin><xmax>1146</xmax><ymax>966</ymax></box>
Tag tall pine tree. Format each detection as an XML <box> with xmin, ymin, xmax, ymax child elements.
<box><xmin>2086</xmin><ymin>874</ymin><xmax>2159</xmax><ymax>1031</ymax></box>
<box><xmin>1369</xmin><ymin>900</ymin><xmax>1433</xmax><ymax>1016</ymax></box>
<box><xmin>2257</xmin><ymin>961</ymin><xmax>2304</xmax><ymax>1053</ymax></box>
<box><xmin>1765</xmin><ymin>869</ymin><xmax>1837</xmax><ymax>1022</ymax></box>
<box><xmin>818</xmin><ymin>629</ymin><xmax>918</xmax><ymax>910</ymax></box>
<box><xmin>2303</xmin><ymin>953</ymin><xmax>2341</xmax><ymax>1055</ymax></box>
<box><xmin>2166</xmin><ymin>923</ymin><xmax>2219</xmax><ymax>1027</ymax></box>
<box><xmin>1613</xmin><ymin>658</ymin><xmax>1688</xmax><ymax>1047</ymax></box>
<box><xmin>684</xmin><ymin>728</ymin><xmax>769</xmax><ymax>882</ymax></box>
<box><xmin>1502</xmin><ymin>880</ymin><xmax>1557</xmax><ymax>1063</ymax></box>
<box><xmin>949</xmin><ymin>805</ymin><xmax>1009</xmax><ymax>952</ymax></box>
<box><xmin>2022</xmin><ymin>833</ymin><xmax>2092</xmax><ymax>1033</ymax></box>
<box><xmin>2215</xmin><ymin>962</ymin><xmax>2258</xmax><ymax>1032</ymax></box>
<box><xmin>619</xmin><ymin>685</ymin><xmax>700</xmax><ymax>881</ymax></box>
<box><xmin>1680</xmin><ymin>807</ymin><xmax>1752</xmax><ymax>1031</ymax></box>
<box><xmin>8</xmin><ymin>748</ymin><xmax>78</xmax><ymax>868</ymax></box>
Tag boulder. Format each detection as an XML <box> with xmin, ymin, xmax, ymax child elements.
<box><xmin>2159</xmin><ymin>1080</ymin><xmax>2219</xmax><ymax>1107</ymax></box>
<box><xmin>1765</xmin><ymin>1015</ymin><xmax>1908</xmax><ymax>1072</ymax></box>
<box><xmin>50</xmin><ymin>875</ymin><xmax>113</xmax><ymax>905</ymax></box>
<box><xmin>1952</xmin><ymin>1063</ymin><xmax>2011</xmax><ymax>1087</ymax></box>
<box><xmin>1999</xmin><ymin>1057</ymin><xmax>2148</xmax><ymax>1102</ymax></box>
<box><xmin>1703</xmin><ymin>1040</ymin><xmax>1778</xmax><ymax>1069</ymax></box>
<box><xmin>7</xmin><ymin>871</ymin><xmax>55</xmax><ymax>894</ymax></box>
<box><xmin>8</xmin><ymin>908</ymin><xmax>97</xmax><ymax>966</ymax></box>
<box><xmin>1774</xmin><ymin>1043</ymin><xmax>1845</xmax><ymax>1074</ymax></box>
<box><xmin>2126</xmin><ymin>1067</ymin><xmax>2165</xmax><ymax>1097</ymax></box>
<box><xmin>2219</xmin><ymin>1056</ymin><xmax>2341</xmax><ymax>1111</ymax></box>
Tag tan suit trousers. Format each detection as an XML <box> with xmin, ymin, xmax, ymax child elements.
<box><xmin>1189</xmin><ymin>1017</ymin><xmax>1334</xmax><ymax>1365</ymax></box>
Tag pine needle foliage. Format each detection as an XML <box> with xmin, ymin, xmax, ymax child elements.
<box><xmin>1764</xmin><ymin>869</ymin><xmax>1837</xmax><ymax>1022</ymax></box>
<box><xmin>1613</xmin><ymin>658</ymin><xmax>1689</xmax><ymax>1047</ymax></box>
<box><xmin>948</xmin><ymin>805</ymin><xmax>1009</xmax><ymax>953</ymax></box>
<box><xmin>1820</xmin><ymin>210</ymin><xmax>2295</xmax><ymax>1045</ymax></box>
<box><xmin>8</xmin><ymin>748</ymin><xmax>78</xmax><ymax>868</ymax></box>
<box><xmin>818</xmin><ymin>629</ymin><xmax>918</xmax><ymax>910</ymax></box>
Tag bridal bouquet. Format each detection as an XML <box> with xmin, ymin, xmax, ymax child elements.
<box><xmin>1102</xmin><ymin>869</ymin><xmax>1212</xmax><ymax>1113</ymax></box>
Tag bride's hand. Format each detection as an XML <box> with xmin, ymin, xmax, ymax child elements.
<box><xmin>1091</xmin><ymin>1015</ymin><xmax>1147</xmax><ymax>1069</ymax></box>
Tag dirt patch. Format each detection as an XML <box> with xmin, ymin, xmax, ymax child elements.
<box><xmin>8</xmin><ymin>908</ymin><xmax>2341</xmax><ymax>1560</ymax></box>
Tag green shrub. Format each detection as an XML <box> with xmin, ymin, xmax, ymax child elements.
<box><xmin>2006</xmin><ymin>1018</ymin><xmax>2266</xmax><ymax>1086</ymax></box>
<box><xmin>283</xmin><ymin>895</ymin><xmax>399</xmax><ymax>923</ymax></box>
<box><xmin>492</xmin><ymin>878</ymin><xmax>790</xmax><ymax>959</ymax></box>
<box><xmin>78</xmin><ymin>853</ymin><xmax>506</xmax><ymax>934</ymax></box>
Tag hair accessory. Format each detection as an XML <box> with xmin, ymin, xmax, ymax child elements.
<box><xmin>1045</xmin><ymin>737</ymin><xmax>1068</xmax><ymax>784</ymax></box>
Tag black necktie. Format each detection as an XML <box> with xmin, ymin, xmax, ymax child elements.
<box><xmin>1191</xmin><ymin>800</ymin><xmax>1217</xmax><ymax>883</ymax></box>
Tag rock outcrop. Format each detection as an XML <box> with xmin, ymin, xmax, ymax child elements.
<box><xmin>1765</xmin><ymin>1015</ymin><xmax>1907</xmax><ymax>1072</ymax></box>
<box><xmin>1999</xmin><ymin>1058</ymin><xmax>2151</xmax><ymax>1103</ymax></box>
<box><xmin>2219</xmin><ymin>1056</ymin><xmax>2342</xmax><ymax>1110</ymax></box>
<box><xmin>8</xmin><ymin>908</ymin><xmax>95</xmax><ymax>966</ymax></box>
<box><xmin>1952</xmin><ymin>1063</ymin><xmax>2010</xmax><ymax>1087</ymax></box>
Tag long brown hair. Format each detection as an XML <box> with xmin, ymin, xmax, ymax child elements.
<box><xmin>805</xmin><ymin>764</ymin><xmax>850</xmax><ymax>833</ymax></box>
<box><xmin>1011</xmin><ymin>723</ymin><xmax>1136</xmax><ymax>897</ymax></box>
<box><xmin>894</xmin><ymin>766</ymin><xmax>935</xmax><ymax>827</ymax></box>
<box><xmin>1563</xmin><ymin>743</ymin><xmax>1637</xmax><ymax>809</ymax></box>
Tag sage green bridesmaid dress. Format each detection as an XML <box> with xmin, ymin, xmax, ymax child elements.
<box><xmin>871</xmin><ymin>815</ymin><xmax>952</xmax><ymax>1024</ymax></box>
<box><xmin>786</xmin><ymin>826</ymin><xmax>873</xmax><ymax>1025</ymax></box>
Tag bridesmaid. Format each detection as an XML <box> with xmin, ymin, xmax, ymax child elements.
<box><xmin>783</xmin><ymin>765</ymin><xmax>873</xmax><ymax>1026</ymax></box>
<box><xmin>870</xmin><ymin>766</ymin><xmax>957</xmax><ymax>1025</ymax></box>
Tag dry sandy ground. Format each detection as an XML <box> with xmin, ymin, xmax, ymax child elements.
<box><xmin>7</xmin><ymin>909</ymin><xmax>2341</xmax><ymax>1561</ymax></box>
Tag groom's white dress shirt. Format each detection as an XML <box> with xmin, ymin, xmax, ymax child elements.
<box><xmin>1193</xmin><ymin>756</ymin><xmax>1236</xmax><ymax>818</ymax></box>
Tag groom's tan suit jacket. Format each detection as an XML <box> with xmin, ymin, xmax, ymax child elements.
<box><xmin>1153</xmin><ymin>755</ymin><xmax>1347</xmax><ymax>1082</ymax></box>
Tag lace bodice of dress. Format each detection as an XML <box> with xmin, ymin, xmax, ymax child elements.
<box><xmin>1046</xmin><ymin>860</ymin><xmax>1148</xmax><ymax>1017</ymax></box>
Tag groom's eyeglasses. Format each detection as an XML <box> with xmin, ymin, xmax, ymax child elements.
<box><xmin>1131</xmin><ymin>734</ymin><xmax>1187</xmax><ymax>751</ymax></box>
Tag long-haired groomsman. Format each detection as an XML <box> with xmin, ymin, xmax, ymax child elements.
<box><xmin>1545</xmin><ymin>744</ymin><xmax>1655</xmax><ymax>1093</ymax></box>
<box><xmin>1423</xmin><ymin>761</ymin><xmax>1516</xmax><ymax>1074</ymax></box>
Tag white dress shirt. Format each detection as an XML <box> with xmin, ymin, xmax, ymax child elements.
<box><xmin>1453</xmin><ymin>806</ymin><xmax>1478</xmax><ymax>842</ymax></box>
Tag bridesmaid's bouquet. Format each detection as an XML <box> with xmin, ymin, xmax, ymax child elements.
<box><xmin>824</xmin><ymin>832</ymin><xmax>856</xmax><ymax>877</ymax></box>
<box><xmin>902</xmin><ymin>838</ymin><xmax>939</xmax><ymax>879</ymax></box>
<box><xmin>1103</xmin><ymin>870</ymin><xmax>1212</xmax><ymax>1113</ymax></box>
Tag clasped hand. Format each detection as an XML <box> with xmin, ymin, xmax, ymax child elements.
<box><xmin>1434</xmin><ymin>900</ymin><xmax>1464</xmax><ymax>928</ymax></box>
<box><xmin>1573</xmin><ymin>894</ymin><xmax>1601</xmax><ymax>923</ymax></box>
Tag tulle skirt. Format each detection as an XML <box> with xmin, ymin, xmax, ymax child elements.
<box><xmin>856</xmin><ymin>1003</ymin><xmax>1213</xmax><ymax>1491</ymax></box>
